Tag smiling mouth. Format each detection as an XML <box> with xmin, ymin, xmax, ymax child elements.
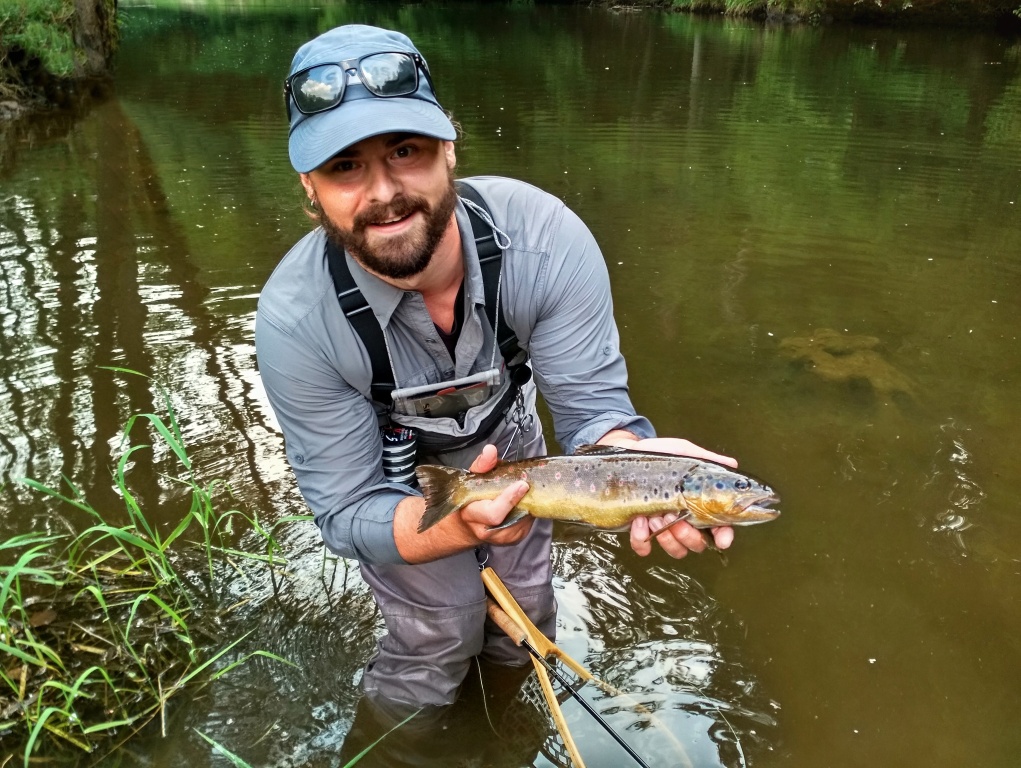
<box><xmin>371</xmin><ymin>211</ymin><xmax>416</xmax><ymax>228</ymax></box>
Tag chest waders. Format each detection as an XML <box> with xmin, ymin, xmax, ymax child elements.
<box><xmin>325</xmin><ymin>180</ymin><xmax>532</xmax><ymax>457</ymax></box>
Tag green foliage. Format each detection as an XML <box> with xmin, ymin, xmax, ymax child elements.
<box><xmin>1</xmin><ymin>369</ymin><xmax>300</xmax><ymax>765</ymax></box>
<box><xmin>0</xmin><ymin>0</ymin><xmax>78</xmax><ymax>77</ymax></box>
<box><xmin>669</xmin><ymin>0</ymin><xmax>827</xmax><ymax>16</ymax></box>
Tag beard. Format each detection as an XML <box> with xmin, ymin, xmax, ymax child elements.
<box><xmin>320</xmin><ymin>175</ymin><xmax>459</xmax><ymax>281</ymax></box>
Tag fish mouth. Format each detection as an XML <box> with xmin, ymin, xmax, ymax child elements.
<box><xmin>736</xmin><ymin>492</ymin><xmax>781</xmax><ymax>523</ymax></box>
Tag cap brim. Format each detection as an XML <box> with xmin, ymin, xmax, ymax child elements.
<box><xmin>289</xmin><ymin>97</ymin><xmax>456</xmax><ymax>174</ymax></box>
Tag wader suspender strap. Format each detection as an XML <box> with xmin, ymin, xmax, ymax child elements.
<box><xmin>325</xmin><ymin>242</ymin><xmax>394</xmax><ymax>404</ymax></box>
<box><xmin>454</xmin><ymin>180</ymin><xmax>521</xmax><ymax>364</ymax></box>
<box><xmin>325</xmin><ymin>179</ymin><xmax>522</xmax><ymax>407</ymax></box>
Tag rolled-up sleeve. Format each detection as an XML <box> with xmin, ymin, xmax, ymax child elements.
<box><xmin>520</xmin><ymin>203</ymin><xmax>655</xmax><ymax>454</ymax></box>
<box><xmin>255</xmin><ymin>307</ymin><xmax>412</xmax><ymax>565</ymax></box>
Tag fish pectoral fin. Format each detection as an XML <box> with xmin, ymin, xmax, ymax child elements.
<box><xmin>637</xmin><ymin>513</ymin><xmax>695</xmax><ymax>544</ymax></box>
<box><xmin>486</xmin><ymin>509</ymin><xmax>531</xmax><ymax>531</ymax></box>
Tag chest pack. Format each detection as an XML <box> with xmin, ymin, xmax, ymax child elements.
<box><xmin>325</xmin><ymin>180</ymin><xmax>529</xmax><ymax>443</ymax></box>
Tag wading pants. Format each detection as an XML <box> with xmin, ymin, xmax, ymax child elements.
<box><xmin>358</xmin><ymin>518</ymin><xmax>556</xmax><ymax>709</ymax></box>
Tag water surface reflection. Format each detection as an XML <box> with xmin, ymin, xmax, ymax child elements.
<box><xmin>1</xmin><ymin>2</ymin><xmax>1019</xmax><ymax>766</ymax></box>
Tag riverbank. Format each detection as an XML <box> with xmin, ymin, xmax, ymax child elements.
<box><xmin>614</xmin><ymin>0</ymin><xmax>1020</xmax><ymax>26</ymax></box>
<box><xmin>0</xmin><ymin>0</ymin><xmax>117</xmax><ymax>120</ymax></box>
<box><xmin>1</xmin><ymin>0</ymin><xmax>1018</xmax><ymax>123</ymax></box>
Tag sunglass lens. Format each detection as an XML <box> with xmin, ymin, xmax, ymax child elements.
<box><xmin>293</xmin><ymin>63</ymin><xmax>346</xmax><ymax>113</ymax></box>
<box><xmin>359</xmin><ymin>53</ymin><xmax>418</xmax><ymax>97</ymax></box>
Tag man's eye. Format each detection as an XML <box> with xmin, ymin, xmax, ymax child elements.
<box><xmin>394</xmin><ymin>145</ymin><xmax>414</xmax><ymax>159</ymax></box>
<box><xmin>333</xmin><ymin>160</ymin><xmax>356</xmax><ymax>173</ymax></box>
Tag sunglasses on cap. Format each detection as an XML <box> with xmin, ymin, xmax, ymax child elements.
<box><xmin>284</xmin><ymin>51</ymin><xmax>435</xmax><ymax>118</ymax></box>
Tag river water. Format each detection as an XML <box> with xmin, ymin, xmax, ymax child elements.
<box><xmin>1</xmin><ymin>2</ymin><xmax>1019</xmax><ymax>766</ymax></box>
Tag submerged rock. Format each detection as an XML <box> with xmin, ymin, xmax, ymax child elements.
<box><xmin>779</xmin><ymin>328</ymin><xmax>917</xmax><ymax>397</ymax></box>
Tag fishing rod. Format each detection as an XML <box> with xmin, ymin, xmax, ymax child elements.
<box><xmin>481</xmin><ymin>564</ymin><xmax>655</xmax><ymax>768</ymax></box>
<box><xmin>486</xmin><ymin>598</ymin><xmax>653</xmax><ymax>768</ymax></box>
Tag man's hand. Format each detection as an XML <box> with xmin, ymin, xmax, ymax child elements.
<box><xmin>395</xmin><ymin>444</ymin><xmax>531</xmax><ymax>563</ymax></box>
<box><xmin>597</xmin><ymin>432</ymin><xmax>738</xmax><ymax>559</ymax></box>
<box><xmin>460</xmin><ymin>444</ymin><xmax>533</xmax><ymax>545</ymax></box>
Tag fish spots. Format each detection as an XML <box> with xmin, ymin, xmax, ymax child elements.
<box><xmin>589</xmin><ymin>483</ymin><xmax>597</xmax><ymax>493</ymax></box>
<box><xmin>554</xmin><ymin>471</ymin><xmax>562</xmax><ymax>480</ymax></box>
<box><xmin>575</xmin><ymin>478</ymin><xmax>582</xmax><ymax>488</ymax></box>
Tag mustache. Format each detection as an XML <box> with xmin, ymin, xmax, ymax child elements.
<box><xmin>353</xmin><ymin>195</ymin><xmax>430</xmax><ymax>232</ymax></box>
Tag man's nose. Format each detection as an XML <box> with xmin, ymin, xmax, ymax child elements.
<box><xmin>365</xmin><ymin>163</ymin><xmax>401</xmax><ymax>204</ymax></box>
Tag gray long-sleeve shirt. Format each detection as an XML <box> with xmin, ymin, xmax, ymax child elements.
<box><xmin>255</xmin><ymin>176</ymin><xmax>654</xmax><ymax>564</ymax></box>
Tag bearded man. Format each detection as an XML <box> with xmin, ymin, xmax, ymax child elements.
<box><xmin>255</xmin><ymin>23</ymin><xmax>737</xmax><ymax>729</ymax></box>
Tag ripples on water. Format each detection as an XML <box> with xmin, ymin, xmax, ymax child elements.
<box><xmin>553</xmin><ymin>538</ymin><xmax>778</xmax><ymax>767</ymax></box>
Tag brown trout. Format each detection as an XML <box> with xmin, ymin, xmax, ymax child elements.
<box><xmin>416</xmin><ymin>445</ymin><xmax>780</xmax><ymax>533</ymax></box>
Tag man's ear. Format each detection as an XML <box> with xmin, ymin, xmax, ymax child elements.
<box><xmin>444</xmin><ymin>141</ymin><xmax>456</xmax><ymax>171</ymax></box>
<box><xmin>299</xmin><ymin>173</ymin><xmax>316</xmax><ymax>202</ymax></box>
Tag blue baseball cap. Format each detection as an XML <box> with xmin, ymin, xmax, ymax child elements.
<box><xmin>286</xmin><ymin>25</ymin><xmax>456</xmax><ymax>174</ymax></box>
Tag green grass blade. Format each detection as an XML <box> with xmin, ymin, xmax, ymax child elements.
<box><xmin>24</xmin><ymin>706</ymin><xmax>66</xmax><ymax>767</ymax></box>
<box><xmin>81</xmin><ymin>715</ymin><xmax>144</xmax><ymax>734</ymax></box>
<box><xmin>76</xmin><ymin>523</ymin><xmax>162</xmax><ymax>557</ymax></box>
<box><xmin>341</xmin><ymin>708</ymin><xmax>422</xmax><ymax>768</ymax></box>
<box><xmin>125</xmin><ymin>593</ymin><xmax>189</xmax><ymax>642</ymax></box>
<box><xmin>100</xmin><ymin>366</ymin><xmax>187</xmax><ymax>450</ymax></box>
<box><xmin>172</xmin><ymin>633</ymin><xmax>251</xmax><ymax>687</ymax></box>
<box><xmin>209</xmin><ymin>650</ymin><xmax>297</xmax><ymax>680</ymax></box>
<box><xmin>0</xmin><ymin>639</ymin><xmax>52</xmax><ymax>667</ymax></box>
<box><xmin>0</xmin><ymin>532</ymin><xmax>65</xmax><ymax>551</ymax></box>
<box><xmin>136</xmin><ymin>413</ymin><xmax>191</xmax><ymax>470</ymax></box>
<box><xmin>194</xmin><ymin>731</ymin><xmax>253</xmax><ymax>767</ymax></box>
<box><xmin>98</xmin><ymin>365</ymin><xmax>148</xmax><ymax>377</ymax></box>
<box><xmin>0</xmin><ymin>544</ymin><xmax>60</xmax><ymax>608</ymax></box>
<box><xmin>16</xmin><ymin>477</ymin><xmax>97</xmax><ymax>518</ymax></box>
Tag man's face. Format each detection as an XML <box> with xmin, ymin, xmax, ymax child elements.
<box><xmin>301</xmin><ymin>134</ymin><xmax>458</xmax><ymax>281</ymax></box>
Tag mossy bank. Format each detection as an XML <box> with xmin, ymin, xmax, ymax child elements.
<box><xmin>0</xmin><ymin>0</ymin><xmax>117</xmax><ymax>120</ymax></box>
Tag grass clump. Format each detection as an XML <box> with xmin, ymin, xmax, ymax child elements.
<box><xmin>0</xmin><ymin>0</ymin><xmax>78</xmax><ymax>79</ymax></box>
<box><xmin>1</xmin><ymin>368</ymin><xmax>299</xmax><ymax>765</ymax></box>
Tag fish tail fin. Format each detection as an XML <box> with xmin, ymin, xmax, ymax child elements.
<box><xmin>416</xmin><ymin>465</ymin><xmax>469</xmax><ymax>533</ymax></box>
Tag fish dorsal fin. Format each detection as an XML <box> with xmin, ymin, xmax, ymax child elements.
<box><xmin>574</xmin><ymin>444</ymin><xmax>632</xmax><ymax>456</ymax></box>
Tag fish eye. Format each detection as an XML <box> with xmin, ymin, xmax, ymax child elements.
<box><xmin>734</xmin><ymin>478</ymin><xmax>750</xmax><ymax>490</ymax></box>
